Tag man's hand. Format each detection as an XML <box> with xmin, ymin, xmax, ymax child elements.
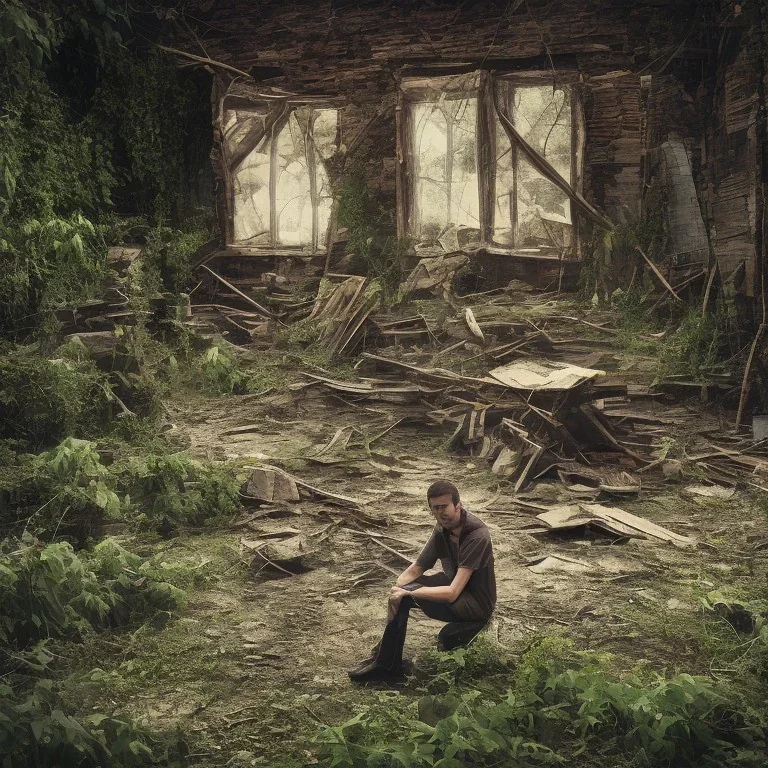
<box><xmin>387</xmin><ymin>586</ymin><xmax>411</xmax><ymax>621</ymax></box>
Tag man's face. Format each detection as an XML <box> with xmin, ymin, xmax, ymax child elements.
<box><xmin>428</xmin><ymin>493</ymin><xmax>463</xmax><ymax>530</ymax></box>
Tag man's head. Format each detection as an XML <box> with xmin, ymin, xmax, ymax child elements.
<box><xmin>427</xmin><ymin>480</ymin><xmax>463</xmax><ymax>531</ymax></box>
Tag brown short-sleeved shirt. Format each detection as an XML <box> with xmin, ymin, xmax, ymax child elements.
<box><xmin>415</xmin><ymin>509</ymin><xmax>496</xmax><ymax>621</ymax></box>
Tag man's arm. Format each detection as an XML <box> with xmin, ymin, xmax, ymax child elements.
<box><xmin>395</xmin><ymin>563</ymin><xmax>425</xmax><ymax>587</ymax></box>
<box><xmin>392</xmin><ymin>567</ymin><xmax>473</xmax><ymax>604</ymax></box>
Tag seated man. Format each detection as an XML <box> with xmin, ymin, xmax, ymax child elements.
<box><xmin>348</xmin><ymin>479</ymin><xmax>496</xmax><ymax>683</ymax></box>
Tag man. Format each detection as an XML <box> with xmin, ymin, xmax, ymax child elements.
<box><xmin>348</xmin><ymin>479</ymin><xmax>496</xmax><ymax>683</ymax></box>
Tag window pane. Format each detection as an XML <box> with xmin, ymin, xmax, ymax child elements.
<box><xmin>493</xmin><ymin>84</ymin><xmax>572</xmax><ymax>248</ymax></box>
<box><xmin>232</xmin><ymin>141</ymin><xmax>271</xmax><ymax>244</ymax></box>
<box><xmin>411</xmin><ymin>98</ymin><xmax>479</xmax><ymax>242</ymax></box>
<box><xmin>515</xmin><ymin>86</ymin><xmax>571</xmax><ymax>245</ymax></box>
<box><xmin>231</xmin><ymin>107</ymin><xmax>337</xmax><ymax>249</ymax></box>
<box><xmin>275</xmin><ymin>112</ymin><xmax>313</xmax><ymax>246</ymax></box>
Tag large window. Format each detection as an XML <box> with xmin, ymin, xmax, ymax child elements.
<box><xmin>402</xmin><ymin>74</ymin><xmax>579</xmax><ymax>253</ymax></box>
<box><xmin>225</xmin><ymin>106</ymin><xmax>338</xmax><ymax>250</ymax></box>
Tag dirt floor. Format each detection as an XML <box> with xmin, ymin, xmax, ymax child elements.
<box><xmin>56</xmin><ymin>292</ymin><xmax>768</xmax><ymax>766</ymax></box>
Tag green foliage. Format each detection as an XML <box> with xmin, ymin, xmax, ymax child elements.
<box><xmin>0</xmin><ymin>350</ymin><xmax>112</xmax><ymax>450</ymax></box>
<box><xmin>0</xmin><ymin>215</ymin><xmax>110</xmax><ymax>338</ymax></box>
<box><xmin>336</xmin><ymin>167</ymin><xmax>409</xmax><ymax>292</ymax></box>
<box><xmin>0</xmin><ymin>536</ymin><xmax>184</xmax><ymax>650</ymax></box>
<box><xmin>656</xmin><ymin>306</ymin><xmax>723</xmax><ymax>382</ymax></box>
<box><xmin>0</xmin><ymin>2</ymin><xmax>55</xmax><ymax>73</ymax></box>
<box><xmin>0</xmin><ymin>63</ymin><xmax>112</xmax><ymax>223</ymax></box>
<box><xmin>0</xmin><ymin>2</ymin><xmax>212</xmax><ymax>339</ymax></box>
<box><xmin>140</xmin><ymin>225</ymin><xmax>209</xmax><ymax>295</ymax></box>
<box><xmin>315</xmin><ymin>634</ymin><xmax>766</xmax><ymax>767</ymax></box>
<box><xmin>0</xmin><ymin>675</ymin><xmax>178</xmax><ymax>768</ymax></box>
<box><xmin>118</xmin><ymin>452</ymin><xmax>242</xmax><ymax>533</ymax></box>
<box><xmin>87</xmin><ymin>50</ymin><xmax>204</xmax><ymax>222</ymax></box>
<box><xmin>193</xmin><ymin>344</ymin><xmax>252</xmax><ymax>395</ymax></box>
<box><xmin>0</xmin><ymin>535</ymin><xmax>184</xmax><ymax>768</ymax></box>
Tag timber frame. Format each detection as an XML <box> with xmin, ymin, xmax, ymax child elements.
<box><xmin>395</xmin><ymin>69</ymin><xmax>586</xmax><ymax>255</ymax></box>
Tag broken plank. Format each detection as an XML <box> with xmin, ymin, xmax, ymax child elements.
<box><xmin>199</xmin><ymin>265</ymin><xmax>276</xmax><ymax>318</ymax></box>
<box><xmin>635</xmin><ymin>246</ymin><xmax>683</xmax><ymax>302</ymax></box>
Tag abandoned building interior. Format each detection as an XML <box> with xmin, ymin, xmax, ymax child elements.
<box><xmin>203</xmin><ymin>0</ymin><xmax>763</xmax><ymax>309</ymax></box>
<box><xmin>3</xmin><ymin>0</ymin><xmax>768</xmax><ymax>766</ymax></box>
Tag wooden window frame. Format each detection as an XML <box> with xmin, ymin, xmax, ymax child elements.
<box><xmin>396</xmin><ymin>71</ymin><xmax>585</xmax><ymax>256</ymax></box>
<box><xmin>224</xmin><ymin>102</ymin><xmax>339</xmax><ymax>254</ymax></box>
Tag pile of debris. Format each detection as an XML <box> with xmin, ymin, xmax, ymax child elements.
<box><xmin>299</xmin><ymin>352</ymin><xmax>656</xmax><ymax>493</ymax></box>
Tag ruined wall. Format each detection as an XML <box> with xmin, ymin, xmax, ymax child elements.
<box><xmin>194</xmin><ymin>0</ymin><xmax>701</xmax><ymax>235</ymax></box>
<box><xmin>708</xmin><ymin>40</ymin><xmax>760</xmax><ymax>297</ymax></box>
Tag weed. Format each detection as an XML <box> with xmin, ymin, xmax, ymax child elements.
<box><xmin>315</xmin><ymin>631</ymin><xmax>767</xmax><ymax>767</ymax></box>
<box><xmin>335</xmin><ymin>166</ymin><xmax>410</xmax><ymax>294</ymax></box>
<box><xmin>656</xmin><ymin>306</ymin><xmax>723</xmax><ymax>382</ymax></box>
<box><xmin>0</xmin><ymin>536</ymin><xmax>184</xmax><ymax>650</ymax></box>
<box><xmin>118</xmin><ymin>452</ymin><xmax>242</xmax><ymax>534</ymax></box>
<box><xmin>140</xmin><ymin>225</ymin><xmax>210</xmax><ymax>296</ymax></box>
<box><xmin>193</xmin><ymin>344</ymin><xmax>251</xmax><ymax>395</ymax></box>
<box><xmin>0</xmin><ymin>348</ymin><xmax>112</xmax><ymax>451</ymax></box>
<box><xmin>0</xmin><ymin>673</ymin><xmax>182</xmax><ymax>768</ymax></box>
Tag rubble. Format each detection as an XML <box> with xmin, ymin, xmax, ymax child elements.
<box><xmin>528</xmin><ymin>503</ymin><xmax>696</xmax><ymax>547</ymax></box>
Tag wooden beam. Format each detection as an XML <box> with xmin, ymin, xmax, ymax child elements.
<box><xmin>228</xmin><ymin>102</ymin><xmax>291</xmax><ymax>175</ymax></box>
<box><xmin>199</xmin><ymin>264</ymin><xmax>276</xmax><ymax>318</ymax></box>
<box><xmin>477</xmin><ymin>70</ymin><xmax>495</xmax><ymax>245</ymax></box>
<box><xmin>156</xmin><ymin>44</ymin><xmax>253</xmax><ymax>79</ymax></box>
<box><xmin>635</xmin><ymin>246</ymin><xmax>683</xmax><ymax>302</ymax></box>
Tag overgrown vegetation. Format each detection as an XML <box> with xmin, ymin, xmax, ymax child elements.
<box><xmin>0</xmin><ymin>535</ymin><xmax>186</xmax><ymax>766</ymax></box>
<box><xmin>0</xmin><ymin>0</ymin><xmax>212</xmax><ymax>342</ymax></box>
<box><xmin>0</xmin><ymin>348</ymin><xmax>113</xmax><ymax>450</ymax></box>
<box><xmin>0</xmin><ymin>437</ymin><xmax>243</xmax><ymax>544</ymax></box>
<box><xmin>316</xmin><ymin>634</ymin><xmax>767</xmax><ymax>767</ymax></box>
<box><xmin>336</xmin><ymin>166</ymin><xmax>410</xmax><ymax>294</ymax></box>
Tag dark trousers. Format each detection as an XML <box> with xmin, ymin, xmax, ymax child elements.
<box><xmin>375</xmin><ymin>573</ymin><xmax>487</xmax><ymax>671</ymax></box>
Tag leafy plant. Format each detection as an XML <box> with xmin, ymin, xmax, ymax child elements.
<box><xmin>118</xmin><ymin>452</ymin><xmax>242</xmax><ymax>533</ymax></box>
<box><xmin>0</xmin><ymin>536</ymin><xmax>184</xmax><ymax>650</ymax></box>
<box><xmin>656</xmin><ymin>305</ymin><xmax>723</xmax><ymax>382</ymax></box>
<box><xmin>0</xmin><ymin>215</ymin><xmax>111</xmax><ymax>339</ymax></box>
<box><xmin>0</xmin><ymin>351</ymin><xmax>112</xmax><ymax>450</ymax></box>
<box><xmin>336</xmin><ymin>166</ymin><xmax>408</xmax><ymax>293</ymax></box>
<box><xmin>194</xmin><ymin>344</ymin><xmax>250</xmax><ymax>394</ymax></box>
<box><xmin>0</xmin><ymin>674</ymin><xmax>178</xmax><ymax>768</ymax></box>
<box><xmin>315</xmin><ymin>634</ymin><xmax>767</xmax><ymax>767</ymax></box>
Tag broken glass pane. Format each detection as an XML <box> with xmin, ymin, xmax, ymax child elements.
<box><xmin>411</xmin><ymin>97</ymin><xmax>480</xmax><ymax>242</ymax></box>
<box><xmin>231</xmin><ymin>107</ymin><xmax>337</xmax><ymax>249</ymax></box>
<box><xmin>493</xmin><ymin>84</ymin><xmax>572</xmax><ymax>248</ymax></box>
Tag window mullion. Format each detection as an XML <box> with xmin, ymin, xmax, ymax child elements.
<box><xmin>269</xmin><ymin>115</ymin><xmax>280</xmax><ymax>246</ymax></box>
<box><xmin>477</xmin><ymin>71</ymin><xmax>495</xmax><ymax>245</ymax></box>
<box><xmin>306</xmin><ymin>109</ymin><xmax>319</xmax><ymax>253</ymax></box>
<box><xmin>510</xmin><ymin>86</ymin><xmax>518</xmax><ymax>248</ymax></box>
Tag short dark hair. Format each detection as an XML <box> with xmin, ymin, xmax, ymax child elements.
<box><xmin>427</xmin><ymin>480</ymin><xmax>460</xmax><ymax>505</ymax></box>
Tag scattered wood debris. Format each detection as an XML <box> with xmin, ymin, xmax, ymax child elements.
<box><xmin>241</xmin><ymin>465</ymin><xmax>364</xmax><ymax>510</ymax></box>
<box><xmin>528</xmin><ymin>503</ymin><xmax>696</xmax><ymax>547</ymax></box>
<box><xmin>308</xmin><ymin>276</ymin><xmax>381</xmax><ymax>357</ymax></box>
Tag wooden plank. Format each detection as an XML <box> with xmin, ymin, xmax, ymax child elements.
<box><xmin>635</xmin><ymin>246</ymin><xmax>683</xmax><ymax>302</ymax></box>
<box><xmin>199</xmin><ymin>265</ymin><xmax>276</xmax><ymax>318</ymax></box>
